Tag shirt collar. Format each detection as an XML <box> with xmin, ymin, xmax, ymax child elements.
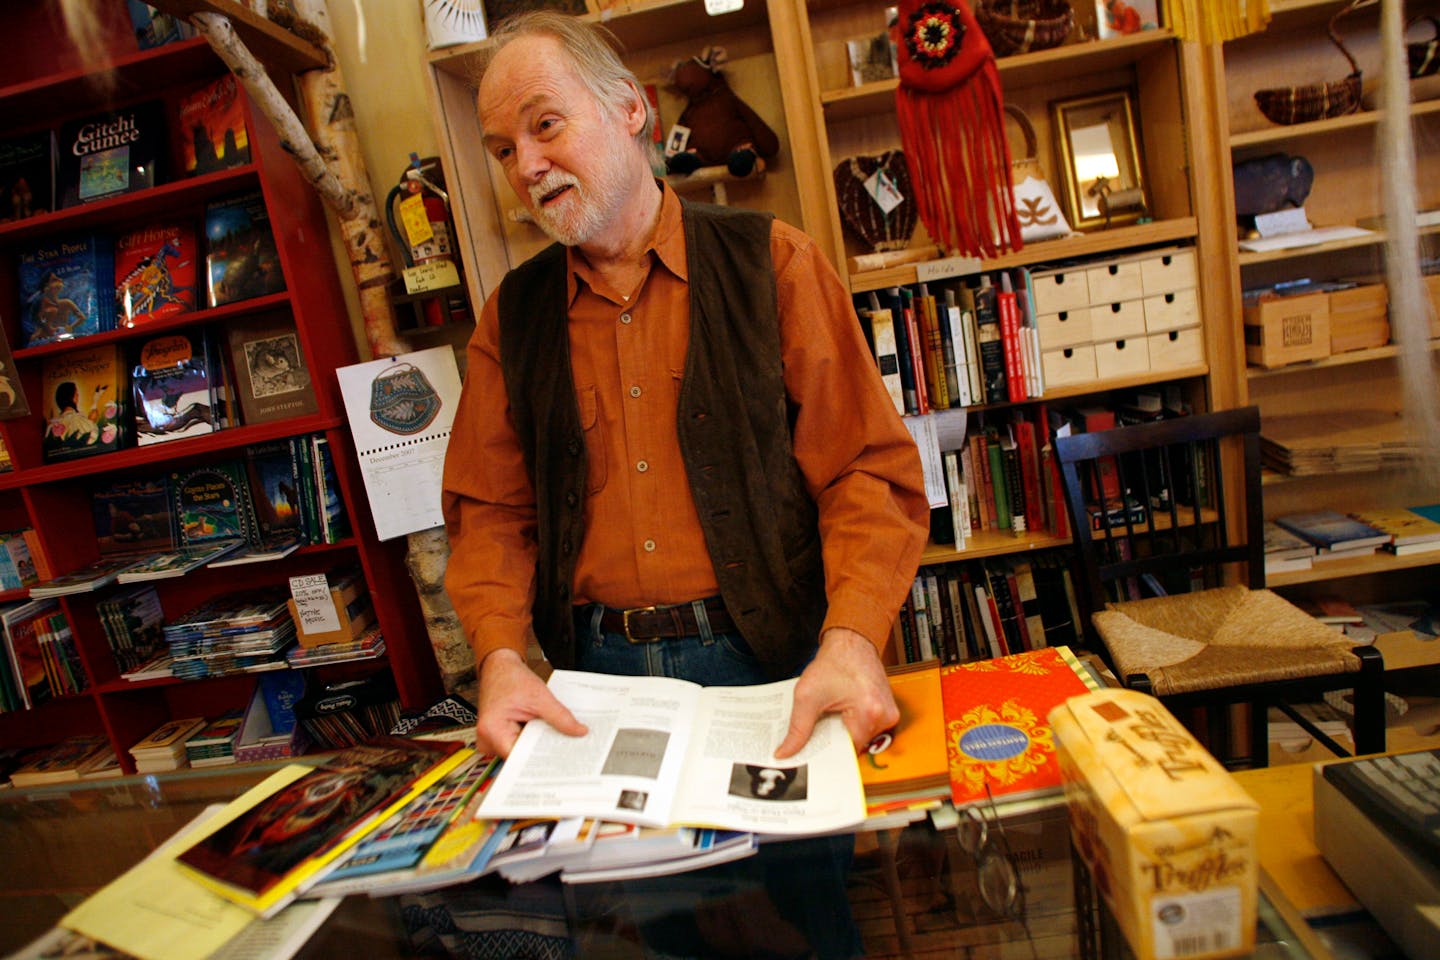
<box><xmin>564</xmin><ymin>181</ymin><xmax>687</xmax><ymax>306</ymax></box>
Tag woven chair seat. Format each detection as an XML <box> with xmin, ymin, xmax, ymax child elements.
<box><xmin>1093</xmin><ymin>585</ymin><xmax>1360</xmax><ymax>697</ymax></box>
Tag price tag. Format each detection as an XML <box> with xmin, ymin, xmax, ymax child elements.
<box><xmin>403</xmin><ymin>259</ymin><xmax>461</xmax><ymax>294</ymax></box>
<box><xmin>399</xmin><ymin>192</ymin><xmax>434</xmax><ymax>247</ymax></box>
<box><xmin>289</xmin><ymin>574</ymin><xmax>340</xmax><ymax>636</ymax></box>
<box><xmin>863</xmin><ymin>168</ymin><xmax>904</xmax><ymax>215</ymax></box>
<box><xmin>915</xmin><ymin>255</ymin><xmax>982</xmax><ymax>283</ymax></box>
<box><xmin>705</xmin><ymin>0</ymin><xmax>743</xmax><ymax>14</ymax></box>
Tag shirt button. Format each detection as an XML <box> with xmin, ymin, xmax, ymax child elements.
<box><xmin>636</xmin><ymin>460</ymin><xmax>649</xmax><ymax>473</ymax></box>
<box><xmin>643</xmin><ymin>539</ymin><xmax>656</xmax><ymax>552</ymax></box>
<box><xmin>620</xmin><ymin>313</ymin><xmax>633</xmax><ymax>325</ymax></box>
<box><xmin>629</xmin><ymin>385</ymin><xmax>641</xmax><ymax>398</ymax></box>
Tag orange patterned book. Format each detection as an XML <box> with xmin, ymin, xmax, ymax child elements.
<box><xmin>860</xmin><ymin>661</ymin><xmax>949</xmax><ymax>808</ymax></box>
<box><xmin>940</xmin><ymin>645</ymin><xmax>1100</xmax><ymax>809</ymax></box>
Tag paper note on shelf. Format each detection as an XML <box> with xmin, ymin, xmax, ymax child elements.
<box><xmin>1238</xmin><ymin>225</ymin><xmax>1375</xmax><ymax>252</ymax></box>
<box><xmin>336</xmin><ymin>346</ymin><xmax>462</xmax><ymax>541</ymax></box>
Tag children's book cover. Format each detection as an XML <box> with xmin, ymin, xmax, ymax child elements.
<box><xmin>245</xmin><ymin>440</ymin><xmax>305</xmax><ymax>539</ymax></box>
<box><xmin>860</xmin><ymin>661</ymin><xmax>948</xmax><ymax>807</ymax></box>
<box><xmin>56</xmin><ymin>100</ymin><xmax>166</xmax><ymax>208</ymax></box>
<box><xmin>939</xmin><ymin>645</ymin><xmax>1100</xmax><ymax>809</ymax></box>
<box><xmin>226</xmin><ymin>312</ymin><xmax>318</xmax><ymax>425</ymax></box>
<box><xmin>115</xmin><ymin>221</ymin><xmax>198</xmax><ymax>326</ymax></box>
<box><xmin>204</xmin><ymin>190</ymin><xmax>285</xmax><ymax>307</ymax></box>
<box><xmin>92</xmin><ymin>477</ymin><xmax>173</xmax><ymax>554</ymax></box>
<box><xmin>179</xmin><ymin>73</ymin><xmax>251</xmax><ymax>176</ymax></box>
<box><xmin>0</xmin><ymin>325</ymin><xmax>30</xmax><ymax>421</ymax></box>
<box><xmin>40</xmin><ymin>344</ymin><xmax>127</xmax><ymax>463</ymax></box>
<box><xmin>131</xmin><ymin>331</ymin><xmax>218</xmax><ymax>445</ymax></box>
<box><xmin>170</xmin><ymin>461</ymin><xmax>255</xmax><ymax>546</ymax></box>
<box><xmin>0</xmin><ymin>130</ymin><xmax>55</xmax><ymax>223</ymax></box>
<box><xmin>18</xmin><ymin>233</ymin><xmax>117</xmax><ymax>347</ymax></box>
<box><xmin>174</xmin><ymin>737</ymin><xmax>468</xmax><ymax>914</ymax></box>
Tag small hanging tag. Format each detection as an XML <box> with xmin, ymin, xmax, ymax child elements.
<box><xmin>289</xmin><ymin>573</ymin><xmax>341</xmax><ymax>636</ymax></box>
<box><xmin>664</xmin><ymin>124</ymin><xmax>692</xmax><ymax>158</ymax></box>
<box><xmin>399</xmin><ymin>192</ymin><xmax>434</xmax><ymax>247</ymax></box>
<box><xmin>705</xmin><ymin>0</ymin><xmax>743</xmax><ymax>14</ymax></box>
<box><xmin>863</xmin><ymin>168</ymin><xmax>904</xmax><ymax>215</ymax></box>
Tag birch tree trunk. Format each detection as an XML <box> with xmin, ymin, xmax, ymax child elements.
<box><xmin>198</xmin><ymin>1</ymin><xmax>474</xmax><ymax>696</ymax></box>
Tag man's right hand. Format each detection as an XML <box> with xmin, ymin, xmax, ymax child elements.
<box><xmin>474</xmin><ymin>648</ymin><xmax>588</xmax><ymax>758</ymax></box>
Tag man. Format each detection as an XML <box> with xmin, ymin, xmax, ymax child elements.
<box><xmin>441</xmin><ymin>11</ymin><xmax>927</xmax><ymax>763</ymax></box>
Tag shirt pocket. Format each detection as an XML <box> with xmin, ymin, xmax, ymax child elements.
<box><xmin>576</xmin><ymin>383</ymin><xmax>607</xmax><ymax>495</ymax></box>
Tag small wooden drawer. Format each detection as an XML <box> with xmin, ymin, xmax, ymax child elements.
<box><xmin>1093</xmin><ymin>336</ymin><xmax>1151</xmax><ymax>379</ymax></box>
<box><xmin>1143</xmin><ymin>288</ymin><xmax>1200</xmax><ymax>332</ymax></box>
<box><xmin>1139</xmin><ymin>249</ymin><xmax>1197</xmax><ymax>296</ymax></box>
<box><xmin>1042</xmin><ymin>344</ymin><xmax>1097</xmax><ymax>386</ymax></box>
<box><xmin>1147</xmin><ymin>327</ymin><xmax>1205</xmax><ymax>370</ymax></box>
<box><xmin>1329</xmin><ymin>283</ymin><xmax>1389</xmax><ymax>354</ymax></box>
<box><xmin>1036</xmin><ymin>308</ymin><xmax>1093</xmax><ymax>350</ymax></box>
<box><xmin>1089</xmin><ymin>299</ymin><xmax>1147</xmax><ymax>341</ymax></box>
<box><xmin>1030</xmin><ymin>268</ymin><xmax>1091</xmax><ymax>315</ymax></box>
<box><xmin>1086</xmin><ymin>259</ymin><xmax>1144</xmax><ymax>305</ymax></box>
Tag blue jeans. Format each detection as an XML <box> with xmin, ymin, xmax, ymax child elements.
<box><xmin>568</xmin><ymin>603</ymin><xmax>864</xmax><ymax>960</ymax></box>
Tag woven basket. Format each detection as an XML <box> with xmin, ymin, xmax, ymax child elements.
<box><xmin>1253</xmin><ymin>1</ymin><xmax>1363</xmax><ymax>125</ymax></box>
<box><xmin>975</xmin><ymin>1</ymin><xmax>1073</xmax><ymax>57</ymax></box>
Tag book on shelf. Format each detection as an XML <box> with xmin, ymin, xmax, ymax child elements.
<box><xmin>114</xmin><ymin>220</ymin><xmax>199</xmax><ymax>327</ymax></box>
<box><xmin>1347</xmin><ymin>507</ymin><xmax>1440</xmax><ymax>553</ymax></box>
<box><xmin>860</xmin><ymin>661</ymin><xmax>948</xmax><ymax>813</ymax></box>
<box><xmin>29</xmin><ymin>555</ymin><xmax>141</xmax><ymax>597</ymax></box>
<box><xmin>185</xmin><ymin>710</ymin><xmax>247</xmax><ymax>767</ymax></box>
<box><xmin>171</xmin><ymin>460</ymin><xmax>258</xmax><ymax>547</ymax></box>
<box><xmin>1275</xmin><ymin>510</ymin><xmax>1391</xmax><ymax>553</ymax></box>
<box><xmin>0</xmin><ymin>530</ymin><xmax>39</xmax><ymax>592</ymax></box>
<box><xmin>478</xmin><ymin>669</ymin><xmax>868</xmax><ymax>835</ymax></box>
<box><xmin>174</xmin><ymin>737</ymin><xmax>470</xmax><ymax>915</ymax></box>
<box><xmin>207</xmin><ymin>535</ymin><xmax>304</xmax><ymax>568</ymax></box>
<box><xmin>8</xmin><ymin>735</ymin><xmax>111</xmax><ymax>787</ymax></box>
<box><xmin>1</xmin><ymin>598</ymin><xmax>62</xmax><ymax>710</ymax></box>
<box><xmin>1263</xmin><ymin>520</ymin><xmax>1315</xmax><ymax>575</ymax></box>
<box><xmin>115</xmin><ymin>540</ymin><xmax>246</xmax><ymax>583</ymax></box>
<box><xmin>130</xmin><ymin>716</ymin><xmax>207</xmax><ymax>772</ymax></box>
<box><xmin>286</xmin><ymin>627</ymin><xmax>384</xmax><ymax>668</ymax></box>
<box><xmin>92</xmin><ymin>476</ymin><xmax>174</xmax><ymax>555</ymax></box>
<box><xmin>19</xmin><ymin>233</ymin><xmax>117</xmax><ymax>347</ymax></box>
<box><xmin>1357</xmin><ymin>601</ymin><xmax>1440</xmax><ymax>640</ymax></box>
<box><xmin>0</xmin><ymin>130</ymin><xmax>55</xmax><ymax>223</ymax></box>
<box><xmin>296</xmin><ymin>673</ymin><xmax>400</xmax><ymax>750</ymax></box>
<box><xmin>127</xmin><ymin>1</ymin><xmax>196</xmax><ymax>49</ymax></box>
<box><xmin>131</xmin><ymin>330</ymin><xmax>222</xmax><ymax>445</ymax></box>
<box><xmin>56</xmin><ymin>99</ymin><xmax>166</xmax><ymax>208</ymax></box>
<box><xmin>40</xmin><ymin>343</ymin><xmax>128</xmax><ymax>462</ymax></box>
<box><xmin>939</xmin><ymin>645</ymin><xmax>1101</xmax><ymax>810</ymax></box>
<box><xmin>973</xmin><ymin>276</ymin><xmax>1006</xmax><ymax>404</ymax></box>
<box><xmin>204</xmin><ymin>190</ymin><xmax>286</xmax><ymax>307</ymax></box>
<box><xmin>179</xmin><ymin>72</ymin><xmax>252</xmax><ymax>176</ymax></box>
<box><xmin>225</xmin><ymin>312</ymin><xmax>320</xmax><ymax>425</ymax></box>
<box><xmin>98</xmin><ymin>585</ymin><xmax>166</xmax><ymax>673</ymax></box>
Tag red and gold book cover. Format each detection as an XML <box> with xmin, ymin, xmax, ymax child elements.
<box><xmin>939</xmin><ymin>645</ymin><xmax>1099</xmax><ymax>808</ymax></box>
<box><xmin>178</xmin><ymin>73</ymin><xmax>251</xmax><ymax>176</ymax></box>
<box><xmin>115</xmin><ymin>221</ymin><xmax>197</xmax><ymax>326</ymax></box>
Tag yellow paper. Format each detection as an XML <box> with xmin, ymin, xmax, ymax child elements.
<box><xmin>62</xmin><ymin>767</ymin><xmax>309</xmax><ymax>960</ymax></box>
<box><xmin>398</xmin><ymin>192</ymin><xmax>433</xmax><ymax>247</ymax></box>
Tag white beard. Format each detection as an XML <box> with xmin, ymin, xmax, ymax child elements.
<box><xmin>527</xmin><ymin>137</ymin><xmax>635</xmax><ymax>247</ymax></box>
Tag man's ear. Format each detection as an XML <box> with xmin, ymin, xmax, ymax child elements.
<box><xmin>620</xmin><ymin>79</ymin><xmax>649</xmax><ymax>138</ymax></box>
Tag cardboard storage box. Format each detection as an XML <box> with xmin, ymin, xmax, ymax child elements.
<box><xmin>1050</xmin><ymin>689</ymin><xmax>1260</xmax><ymax>960</ymax></box>
<box><xmin>1328</xmin><ymin>283</ymin><xmax>1389</xmax><ymax>353</ymax></box>
<box><xmin>288</xmin><ymin>572</ymin><xmax>372</xmax><ymax>648</ymax></box>
<box><xmin>1243</xmin><ymin>291</ymin><xmax>1330</xmax><ymax>368</ymax></box>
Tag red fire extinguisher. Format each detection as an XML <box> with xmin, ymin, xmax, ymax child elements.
<box><xmin>386</xmin><ymin>153</ymin><xmax>471</xmax><ymax>327</ymax></box>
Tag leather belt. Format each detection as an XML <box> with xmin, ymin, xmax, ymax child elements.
<box><xmin>588</xmin><ymin>597</ymin><xmax>734</xmax><ymax>643</ymax></box>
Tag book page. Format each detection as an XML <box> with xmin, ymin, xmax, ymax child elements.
<box><xmin>673</xmin><ymin>679</ymin><xmax>867</xmax><ymax>835</ymax></box>
<box><xmin>479</xmin><ymin>671</ymin><xmax>701</xmax><ymax>827</ymax></box>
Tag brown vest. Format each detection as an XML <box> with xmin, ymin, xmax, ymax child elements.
<box><xmin>496</xmin><ymin>199</ymin><xmax>827</xmax><ymax>679</ymax></box>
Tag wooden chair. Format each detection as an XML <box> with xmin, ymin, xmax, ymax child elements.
<box><xmin>1053</xmin><ymin>405</ymin><xmax>1385</xmax><ymax>768</ymax></box>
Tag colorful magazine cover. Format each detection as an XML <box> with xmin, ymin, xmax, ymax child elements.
<box><xmin>131</xmin><ymin>331</ymin><xmax>218</xmax><ymax>444</ymax></box>
<box><xmin>56</xmin><ymin>100</ymin><xmax>166</xmax><ymax>207</ymax></box>
<box><xmin>179</xmin><ymin>73</ymin><xmax>251</xmax><ymax>176</ymax></box>
<box><xmin>18</xmin><ymin>233</ymin><xmax>117</xmax><ymax>347</ymax></box>
<box><xmin>939</xmin><ymin>645</ymin><xmax>1100</xmax><ymax>809</ymax></box>
<box><xmin>115</xmin><ymin>221</ymin><xmax>198</xmax><ymax>326</ymax></box>
<box><xmin>174</xmin><ymin>737</ymin><xmax>469</xmax><ymax>914</ymax></box>
<box><xmin>40</xmin><ymin>344</ymin><xmax>127</xmax><ymax>463</ymax></box>
<box><xmin>204</xmin><ymin>190</ymin><xmax>285</xmax><ymax>307</ymax></box>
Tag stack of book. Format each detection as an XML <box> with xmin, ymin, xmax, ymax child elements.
<box><xmin>0</xmin><ymin>598</ymin><xmax>85</xmax><ymax>712</ymax></box>
<box><xmin>184</xmin><ymin>711</ymin><xmax>245</xmax><ymax>768</ymax></box>
<box><xmin>286</xmin><ymin>624</ymin><xmax>385</xmax><ymax>668</ymax></box>
<box><xmin>1261</xmin><ymin>411</ymin><xmax>1423</xmax><ymax>476</ymax></box>
<box><xmin>9</xmin><ymin>735</ymin><xmax>115</xmax><ymax>787</ymax></box>
<box><xmin>1348</xmin><ymin>506</ymin><xmax>1440</xmax><ymax>557</ymax></box>
<box><xmin>1274</xmin><ymin>511</ymin><xmax>1391</xmax><ymax>563</ymax></box>
<box><xmin>163</xmin><ymin>591</ymin><xmax>297</xmax><ymax>680</ymax></box>
<box><xmin>97</xmin><ymin>586</ymin><xmax>165</xmax><ymax>673</ymax></box>
<box><xmin>1263</xmin><ymin>521</ymin><xmax>1315</xmax><ymax>576</ymax></box>
<box><xmin>859</xmin><ymin>661</ymin><xmax>949</xmax><ymax>818</ymax></box>
<box><xmin>129</xmin><ymin>717</ymin><xmax>206</xmax><ymax>773</ymax></box>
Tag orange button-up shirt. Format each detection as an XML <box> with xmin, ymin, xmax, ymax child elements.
<box><xmin>442</xmin><ymin>185</ymin><xmax>927</xmax><ymax>667</ymax></box>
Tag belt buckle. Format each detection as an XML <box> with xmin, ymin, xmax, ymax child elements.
<box><xmin>622</xmin><ymin>605</ymin><xmax>659</xmax><ymax>644</ymax></box>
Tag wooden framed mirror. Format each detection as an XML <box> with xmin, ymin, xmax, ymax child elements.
<box><xmin>1051</xmin><ymin>89</ymin><xmax>1150</xmax><ymax>231</ymax></box>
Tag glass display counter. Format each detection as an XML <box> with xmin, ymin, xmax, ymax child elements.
<box><xmin>0</xmin><ymin>767</ymin><xmax>1333</xmax><ymax>960</ymax></box>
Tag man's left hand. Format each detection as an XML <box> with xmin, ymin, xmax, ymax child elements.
<box><xmin>774</xmin><ymin>627</ymin><xmax>898</xmax><ymax>758</ymax></box>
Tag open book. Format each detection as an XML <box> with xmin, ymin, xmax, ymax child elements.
<box><xmin>477</xmin><ymin>670</ymin><xmax>867</xmax><ymax>835</ymax></box>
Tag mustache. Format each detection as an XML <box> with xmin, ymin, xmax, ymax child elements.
<box><xmin>530</xmin><ymin>173</ymin><xmax>579</xmax><ymax>207</ymax></box>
